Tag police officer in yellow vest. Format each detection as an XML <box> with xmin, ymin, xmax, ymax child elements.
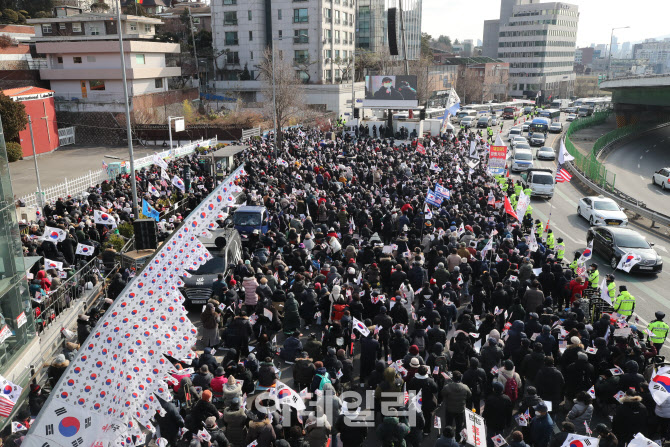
<box><xmin>648</xmin><ymin>311</ymin><xmax>669</xmax><ymax>353</ymax></box>
<box><xmin>523</xmin><ymin>187</ymin><xmax>533</xmax><ymax>198</ymax></box>
<box><xmin>587</xmin><ymin>263</ymin><xmax>599</xmax><ymax>288</ymax></box>
<box><xmin>515</xmin><ymin>182</ymin><xmax>523</xmax><ymax>197</ymax></box>
<box><xmin>487</xmin><ymin>127</ymin><xmax>493</xmax><ymax>142</ymax></box>
<box><xmin>535</xmin><ymin>219</ymin><xmax>544</xmax><ymax>239</ymax></box>
<box><xmin>546</xmin><ymin>229</ymin><xmax>555</xmax><ymax>250</ymax></box>
<box><xmin>556</xmin><ymin>237</ymin><xmax>565</xmax><ymax>262</ymax></box>
<box><xmin>613</xmin><ymin>285</ymin><xmax>635</xmax><ymax>321</ymax></box>
<box><xmin>605</xmin><ymin>274</ymin><xmax>616</xmax><ymax>303</ymax></box>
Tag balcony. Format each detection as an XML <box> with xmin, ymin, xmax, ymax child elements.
<box><xmin>293</xmin><ymin>36</ymin><xmax>309</xmax><ymax>44</ymax></box>
<box><xmin>225</xmin><ymin>39</ymin><xmax>239</xmax><ymax>45</ymax></box>
<box><xmin>342</xmin><ymin>40</ymin><xmax>347</xmax><ymax>45</ymax></box>
<box><xmin>323</xmin><ymin>38</ymin><xmax>332</xmax><ymax>43</ymax></box>
<box><xmin>225</xmin><ymin>57</ymin><xmax>241</xmax><ymax>65</ymax></box>
<box><xmin>334</xmin><ymin>19</ymin><xmax>340</xmax><ymax>24</ymax></box>
<box><xmin>223</xmin><ymin>19</ymin><xmax>238</xmax><ymax>25</ymax></box>
<box><xmin>293</xmin><ymin>17</ymin><xmax>309</xmax><ymax>23</ymax></box>
<box><xmin>334</xmin><ymin>39</ymin><xmax>340</xmax><ymax>44</ymax></box>
<box><xmin>342</xmin><ymin>21</ymin><xmax>348</xmax><ymax>26</ymax></box>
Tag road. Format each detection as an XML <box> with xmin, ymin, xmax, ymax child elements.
<box><xmin>601</xmin><ymin>125</ymin><xmax>670</xmax><ymax>207</ymax></box>
<box><xmin>498</xmin><ymin>116</ymin><xmax>670</xmax><ymax>336</ymax></box>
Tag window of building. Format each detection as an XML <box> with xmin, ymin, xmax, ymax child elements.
<box><xmin>278</xmin><ymin>9</ymin><xmax>282</xmax><ymax>19</ymax></box>
<box><xmin>145</xmin><ymin>24</ymin><xmax>152</xmax><ymax>32</ymax></box>
<box><xmin>89</xmin><ymin>80</ymin><xmax>106</xmax><ymax>91</ymax></box>
<box><xmin>250</xmin><ymin>51</ymin><xmax>254</xmax><ymax>60</ymax></box>
<box><xmin>248</xmin><ymin>10</ymin><xmax>252</xmax><ymax>20</ymax></box>
<box><xmin>335</xmin><ymin>10</ymin><xmax>340</xmax><ymax>23</ymax></box>
<box><xmin>136</xmin><ymin>54</ymin><xmax>145</xmax><ymax>64</ymax></box>
<box><xmin>294</xmin><ymin>29</ymin><xmax>308</xmax><ymax>44</ymax></box>
<box><xmin>295</xmin><ymin>49</ymin><xmax>309</xmax><ymax>63</ymax></box>
<box><xmin>223</xmin><ymin>0</ymin><xmax>236</xmax><ymax>4</ymax></box>
<box><xmin>72</xmin><ymin>23</ymin><xmax>82</xmax><ymax>32</ymax></box>
<box><xmin>334</xmin><ymin>49</ymin><xmax>340</xmax><ymax>59</ymax></box>
<box><xmin>249</xmin><ymin>30</ymin><xmax>253</xmax><ymax>41</ymax></box>
<box><xmin>224</xmin><ymin>11</ymin><xmax>237</xmax><ymax>25</ymax></box>
<box><xmin>87</xmin><ymin>56</ymin><xmax>96</xmax><ymax>62</ymax></box>
<box><xmin>279</xmin><ymin>50</ymin><xmax>283</xmax><ymax>59</ymax></box>
<box><xmin>293</xmin><ymin>8</ymin><xmax>308</xmax><ymax>23</ymax></box>
<box><xmin>59</xmin><ymin>23</ymin><xmax>65</xmax><ymax>30</ymax></box>
<box><xmin>278</xmin><ymin>30</ymin><xmax>282</xmax><ymax>39</ymax></box>
<box><xmin>130</xmin><ymin>22</ymin><xmax>137</xmax><ymax>31</ymax></box>
<box><xmin>73</xmin><ymin>56</ymin><xmax>82</xmax><ymax>63</ymax></box>
<box><xmin>325</xmin><ymin>8</ymin><xmax>332</xmax><ymax>19</ymax></box>
<box><xmin>225</xmin><ymin>31</ymin><xmax>238</xmax><ymax>45</ymax></box>
<box><xmin>335</xmin><ymin>30</ymin><xmax>340</xmax><ymax>43</ymax></box>
<box><xmin>155</xmin><ymin>78</ymin><xmax>163</xmax><ymax>89</ymax></box>
<box><xmin>56</xmin><ymin>56</ymin><xmax>63</xmax><ymax>64</ymax></box>
<box><xmin>297</xmin><ymin>70</ymin><xmax>309</xmax><ymax>82</ymax></box>
<box><xmin>325</xmin><ymin>49</ymin><xmax>332</xmax><ymax>59</ymax></box>
<box><xmin>42</xmin><ymin>24</ymin><xmax>52</xmax><ymax>33</ymax></box>
<box><xmin>192</xmin><ymin>17</ymin><xmax>200</xmax><ymax>24</ymax></box>
<box><xmin>342</xmin><ymin>50</ymin><xmax>347</xmax><ymax>59</ymax></box>
<box><xmin>226</xmin><ymin>51</ymin><xmax>239</xmax><ymax>64</ymax></box>
<box><xmin>90</xmin><ymin>25</ymin><xmax>100</xmax><ymax>35</ymax></box>
<box><xmin>325</xmin><ymin>69</ymin><xmax>332</xmax><ymax>81</ymax></box>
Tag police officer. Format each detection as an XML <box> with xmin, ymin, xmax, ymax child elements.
<box><xmin>546</xmin><ymin>229</ymin><xmax>555</xmax><ymax>250</ymax></box>
<box><xmin>605</xmin><ymin>274</ymin><xmax>616</xmax><ymax>303</ymax></box>
<box><xmin>487</xmin><ymin>126</ymin><xmax>493</xmax><ymax>142</ymax></box>
<box><xmin>613</xmin><ymin>285</ymin><xmax>635</xmax><ymax>321</ymax></box>
<box><xmin>535</xmin><ymin>219</ymin><xmax>544</xmax><ymax>239</ymax></box>
<box><xmin>555</xmin><ymin>237</ymin><xmax>565</xmax><ymax>263</ymax></box>
<box><xmin>569</xmin><ymin>250</ymin><xmax>581</xmax><ymax>273</ymax></box>
<box><xmin>514</xmin><ymin>181</ymin><xmax>523</xmax><ymax>197</ymax></box>
<box><xmin>648</xmin><ymin>311</ymin><xmax>669</xmax><ymax>353</ymax></box>
<box><xmin>587</xmin><ymin>263</ymin><xmax>600</xmax><ymax>288</ymax></box>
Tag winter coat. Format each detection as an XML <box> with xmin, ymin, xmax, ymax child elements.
<box><xmin>613</xmin><ymin>395</ymin><xmax>647</xmax><ymax>443</ymax></box>
<box><xmin>243</xmin><ymin>277</ymin><xmax>259</xmax><ymax>305</ymax></box>
<box><xmin>189</xmin><ymin>399</ymin><xmax>219</xmax><ymax>432</ymax></box>
<box><xmin>283</xmin><ymin>295</ymin><xmax>301</xmax><ymax>332</ymax></box>
<box><xmin>529</xmin><ymin>413</ymin><xmax>554</xmax><ymax>447</ymax></box>
<box><xmin>483</xmin><ymin>392</ymin><xmax>513</xmax><ymax>432</ymax></box>
<box><xmin>155</xmin><ymin>400</ymin><xmax>184</xmax><ymax>444</ymax></box>
<box><xmin>221</xmin><ymin>377</ymin><xmax>243</xmax><ymax>408</ymax></box>
<box><xmin>376</xmin><ymin>416</ymin><xmax>410</xmax><ymax>447</ymax></box>
<box><xmin>407</xmin><ymin>374</ymin><xmax>439</xmax><ymax>412</ymax></box>
<box><xmin>441</xmin><ymin>381</ymin><xmax>471</xmax><ymax>414</ymax></box>
<box><xmin>247</xmin><ymin>419</ymin><xmax>276</xmax><ymax>447</ymax></box>
<box><xmin>503</xmin><ymin>321</ymin><xmax>527</xmax><ymax>359</ymax></box>
<box><xmin>534</xmin><ymin>366</ymin><xmax>564</xmax><ymax>404</ymax></box>
<box><xmin>305</xmin><ymin>415</ymin><xmax>331</xmax><ymax>447</ymax></box>
<box><xmin>223</xmin><ymin>407</ymin><xmax>248</xmax><ymax>447</ymax></box>
<box><xmin>566</xmin><ymin>400</ymin><xmax>594</xmax><ymax>435</ymax></box>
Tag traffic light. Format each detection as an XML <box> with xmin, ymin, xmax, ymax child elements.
<box><xmin>353</xmin><ymin>108</ymin><xmax>360</xmax><ymax>119</ymax></box>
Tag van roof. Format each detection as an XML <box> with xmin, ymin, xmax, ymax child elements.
<box><xmin>514</xmin><ymin>148</ymin><xmax>532</xmax><ymax>154</ymax></box>
<box><xmin>236</xmin><ymin>206</ymin><xmax>266</xmax><ymax>212</ymax></box>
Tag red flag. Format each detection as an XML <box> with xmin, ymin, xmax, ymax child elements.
<box><xmin>416</xmin><ymin>143</ymin><xmax>426</xmax><ymax>155</ymax></box>
<box><xmin>504</xmin><ymin>196</ymin><xmax>518</xmax><ymax>220</ymax></box>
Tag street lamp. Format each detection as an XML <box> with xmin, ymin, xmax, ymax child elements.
<box><xmin>116</xmin><ymin>0</ymin><xmax>139</xmax><ymax>218</ymax></box>
<box><xmin>608</xmin><ymin>26</ymin><xmax>630</xmax><ymax>80</ymax></box>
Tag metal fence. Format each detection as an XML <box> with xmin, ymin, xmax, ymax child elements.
<box><xmin>18</xmin><ymin>137</ymin><xmax>218</xmax><ymax>209</ymax></box>
<box><xmin>33</xmin><ymin>257</ymin><xmax>103</xmax><ymax>335</ymax></box>
<box><xmin>564</xmin><ymin>111</ymin><xmax>617</xmax><ymax>191</ymax></box>
<box><xmin>58</xmin><ymin>127</ymin><xmax>76</xmax><ymax>146</ymax></box>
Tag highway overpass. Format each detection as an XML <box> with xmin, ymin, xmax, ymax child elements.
<box><xmin>599</xmin><ymin>74</ymin><xmax>670</xmax><ymax>127</ymax></box>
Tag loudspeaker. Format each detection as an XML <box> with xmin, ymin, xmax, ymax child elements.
<box><xmin>388</xmin><ymin>8</ymin><xmax>398</xmax><ymax>56</ymax></box>
<box><xmin>134</xmin><ymin>219</ymin><xmax>158</xmax><ymax>250</ymax></box>
<box><xmin>419</xmin><ymin>109</ymin><xmax>426</xmax><ymax>120</ymax></box>
<box><xmin>353</xmin><ymin>108</ymin><xmax>360</xmax><ymax>119</ymax></box>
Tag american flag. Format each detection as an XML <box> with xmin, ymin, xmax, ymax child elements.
<box><xmin>556</xmin><ymin>164</ymin><xmax>572</xmax><ymax>183</ymax></box>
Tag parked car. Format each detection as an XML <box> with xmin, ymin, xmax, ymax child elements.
<box><xmin>180</xmin><ymin>228</ymin><xmax>243</xmax><ymax>306</ymax></box>
<box><xmin>652</xmin><ymin>167</ymin><xmax>670</xmax><ymax>190</ymax></box>
<box><xmin>536</xmin><ymin>146</ymin><xmax>556</xmax><ymax>160</ymax></box>
<box><xmin>577</xmin><ymin>196</ymin><xmax>628</xmax><ymax>226</ymax></box>
<box><xmin>549</xmin><ymin>122</ymin><xmax>563</xmax><ymax>133</ymax></box>
<box><xmin>586</xmin><ymin>226</ymin><xmax>662</xmax><ymax>273</ymax></box>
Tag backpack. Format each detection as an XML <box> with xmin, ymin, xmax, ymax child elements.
<box><xmin>317</xmin><ymin>373</ymin><xmax>331</xmax><ymax>390</ymax></box>
<box><xmin>503</xmin><ymin>375</ymin><xmax>519</xmax><ymax>402</ymax></box>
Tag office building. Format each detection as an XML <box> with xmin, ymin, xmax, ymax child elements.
<box><xmin>355</xmin><ymin>0</ymin><xmax>422</xmax><ymax>61</ymax></box>
<box><xmin>27</xmin><ymin>11</ymin><xmax>181</xmax><ymax>113</ymax></box>
<box><xmin>212</xmin><ymin>0</ymin><xmax>356</xmax><ymax>84</ymax></box>
<box><xmin>621</xmin><ymin>41</ymin><xmax>631</xmax><ymax>59</ymax></box>
<box><xmin>633</xmin><ymin>38</ymin><xmax>670</xmax><ymax>74</ymax></box>
<box><xmin>486</xmin><ymin>0</ymin><xmax>578</xmax><ymax>99</ymax></box>
<box><xmin>482</xmin><ymin>0</ymin><xmax>539</xmax><ymax>59</ymax></box>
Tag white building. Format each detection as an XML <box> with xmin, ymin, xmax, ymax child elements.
<box><xmin>211</xmin><ymin>0</ymin><xmax>356</xmax><ymax>84</ymax></box>
<box><xmin>493</xmin><ymin>1</ymin><xmax>579</xmax><ymax>99</ymax></box>
<box><xmin>27</xmin><ymin>12</ymin><xmax>181</xmax><ymax>112</ymax></box>
<box><xmin>482</xmin><ymin>0</ymin><xmax>539</xmax><ymax>59</ymax></box>
<box><xmin>633</xmin><ymin>38</ymin><xmax>670</xmax><ymax>74</ymax></box>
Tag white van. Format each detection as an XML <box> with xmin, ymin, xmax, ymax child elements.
<box><xmin>521</xmin><ymin>168</ymin><xmax>555</xmax><ymax>199</ymax></box>
<box><xmin>452</xmin><ymin>109</ymin><xmax>477</xmax><ymax>123</ymax></box>
<box><xmin>510</xmin><ymin>148</ymin><xmax>534</xmax><ymax>172</ymax></box>
<box><xmin>508</xmin><ymin>127</ymin><xmax>523</xmax><ymax>141</ymax></box>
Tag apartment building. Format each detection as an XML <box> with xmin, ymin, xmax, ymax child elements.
<box><xmin>211</xmin><ymin>0</ymin><xmax>356</xmax><ymax>84</ymax></box>
<box><xmin>27</xmin><ymin>11</ymin><xmax>181</xmax><ymax>112</ymax></box>
<box><xmin>493</xmin><ymin>1</ymin><xmax>579</xmax><ymax>99</ymax></box>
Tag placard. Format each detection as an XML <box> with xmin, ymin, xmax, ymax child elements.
<box><xmin>16</xmin><ymin>312</ymin><xmax>27</xmax><ymax>329</ymax></box>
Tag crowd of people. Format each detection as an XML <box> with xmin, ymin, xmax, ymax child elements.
<box><xmin>5</xmin><ymin>124</ymin><xmax>670</xmax><ymax>447</ymax></box>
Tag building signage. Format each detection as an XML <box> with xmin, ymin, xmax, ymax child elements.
<box><xmin>0</xmin><ymin>324</ymin><xmax>11</xmax><ymax>344</ymax></box>
<box><xmin>11</xmin><ymin>91</ymin><xmax>54</xmax><ymax>102</ymax></box>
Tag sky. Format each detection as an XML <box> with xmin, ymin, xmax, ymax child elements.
<box><xmin>422</xmin><ymin>0</ymin><xmax>669</xmax><ymax>48</ymax></box>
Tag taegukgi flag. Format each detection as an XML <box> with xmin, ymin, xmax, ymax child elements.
<box><xmin>93</xmin><ymin>210</ymin><xmax>116</xmax><ymax>227</ymax></box>
<box><xmin>42</xmin><ymin>226</ymin><xmax>67</xmax><ymax>243</ymax></box>
<box><xmin>75</xmin><ymin>243</ymin><xmax>95</xmax><ymax>256</ymax></box>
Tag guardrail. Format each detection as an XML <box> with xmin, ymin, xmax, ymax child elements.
<box><xmin>560</xmin><ymin>123</ymin><xmax>670</xmax><ymax>229</ymax></box>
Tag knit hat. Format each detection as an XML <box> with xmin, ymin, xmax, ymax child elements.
<box><xmin>409</xmin><ymin>345</ymin><xmax>419</xmax><ymax>355</ymax></box>
<box><xmin>202</xmin><ymin>390</ymin><xmax>212</xmax><ymax>402</ymax></box>
<box><xmin>205</xmin><ymin>416</ymin><xmax>217</xmax><ymax>429</ymax></box>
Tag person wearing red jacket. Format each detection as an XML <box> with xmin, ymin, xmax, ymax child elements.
<box><xmin>568</xmin><ymin>276</ymin><xmax>588</xmax><ymax>305</ymax></box>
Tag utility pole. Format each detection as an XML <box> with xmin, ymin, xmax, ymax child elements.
<box><xmin>398</xmin><ymin>0</ymin><xmax>409</xmax><ymax>75</ymax></box>
<box><xmin>117</xmin><ymin>0</ymin><xmax>139</xmax><ymax>218</ymax></box>
<box><xmin>351</xmin><ymin>48</ymin><xmax>356</xmax><ymax>128</ymax></box>
<box><xmin>271</xmin><ymin>38</ymin><xmax>279</xmax><ymax>157</ymax></box>
<box><xmin>28</xmin><ymin>116</ymin><xmax>43</xmax><ymax>196</ymax></box>
<box><xmin>188</xmin><ymin>7</ymin><xmax>200</xmax><ymax>97</ymax></box>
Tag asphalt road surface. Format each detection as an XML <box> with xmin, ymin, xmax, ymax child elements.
<box><xmin>601</xmin><ymin>125</ymin><xmax>670</xmax><ymax>209</ymax></box>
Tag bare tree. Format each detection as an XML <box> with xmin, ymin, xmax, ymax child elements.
<box><xmin>455</xmin><ymin>69</ymin><xmax>482</xmax><ymax>105</ymax></box>
<box><xmin>408</xmin><ymin>56</ymin><xmax>433</xmax><ymax>106</ymax></box>
<box><xmin>258</xmin><ymin>47</ymin><xmax>305</xmax><ymax>144</ymax></box>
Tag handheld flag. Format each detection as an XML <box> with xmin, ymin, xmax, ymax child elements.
<box><xmin>556</xmin><ymin>167</ymin><xmax>572</xmax><ymax>183</ymax></box>
<box><xmin>142</xmin><ymin>199</ymin><xmax>161</xmax><ymax>222</ymax></box>
<box><xmin>578</xmin><ymin>241</ymin><xmax>593</xmax><ymax>264</ymax></box>
<box><xmin>172</xmin><ymin>175</ymin><xmax>186</xmax><ymax>192</ymax></box>
<box><xmin>42</xmin><ymin>226</ymin><xmax>67</xmax><ymax>243</ymax></box>
<box><xmin>424</xmin><ymin>203</ymin><xmax>433</xmax><ymax>220</ymax></box>
<box><xmin>559</xmin><ymin>434</ymin><xmax>600</xmax><ymax>447</ymax></box>
<box><xmin>649</xmin><ymin>365</ymin><xmax>670</xmax><ymax>404</ymax></box>
<box><xmin>410</xmin><ymin>389</ymin><xmax>423</xmax><ymax>411</ymax></box>
<box><xmin>558</xmin><ymin>138</ymin><xmax>575</xmax><ymax>165</ymax></box>
<box><xmin>481</xmin><ymin>238</ymin><xmax>493</xmax><ymax>260</ymax></box>
<box><xmin>504</xmin><ymin>196</ymin><xmax>518</xmax><ymax>220</ymax></box>
<box><xmin>352</xmin><ymin>317</ymin><xmax>370</xmax><ymax>336</ymax></box>
<box><xmin>599</xmin><ymin>279</ymin><xmax>613</xmax><ymax>306</ymax></box>
<box><xmin>528</xmin><ymin>228</ymin><xmax>539</xmax><ymax>252</ymax></box>
<box><xmin>93</xmin><ymin>210</ymin><xmax>117</xmax><ymax>227</ymax></box>
<box><xmin>44</xmin><ymin>258</ymin><xmax>64</xmax><ymax>271</ymax></box>
<box><xmin>0</xmin><ymin>375</ymin><xmax>22</xmax><ymax>417</ymax></box>
<box><xmin>148</xmin><ymin>182</ymin><xmax>161</xmax><ymax>197</ymax></box>
<box><xmin>75</xmin><ymin>243</ymin><xmax>95</xmax><ymax>256</ymax></box>
<box><xmin>416</xmin><ymin>142</ymin><xmax>426</xmax><ymax>155</ymax></box>
<box><xmin>425</xmin><ymin>190</ymin><xmax>442</xmax><ymax>207</ymax></box>
<box><xmin>617</xmin><ymin>252</ymin><xmax>642</xmax><ymax>273</ymax></box>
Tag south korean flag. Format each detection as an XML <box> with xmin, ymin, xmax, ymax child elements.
<box><xmin>650</xmin><ymin>365</ymin><xmax>670</xmax><ymax>405</ymax></box>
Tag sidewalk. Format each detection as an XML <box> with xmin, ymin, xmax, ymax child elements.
<box><xmin>568</xmin><ymin>115</ymin><xmax>617</xmax><ymax>156</ymax></box>
<box><xmin>9</xmin><ymin>144</ymin><xmax>164</xmax><ymax>199</ymax></box>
